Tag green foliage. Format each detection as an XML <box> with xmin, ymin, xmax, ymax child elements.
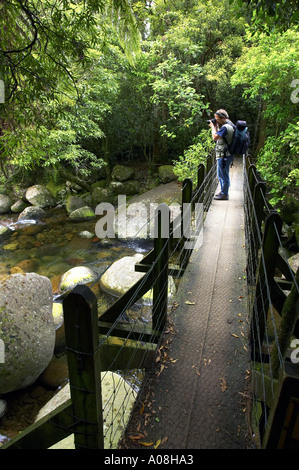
<box><xmin>0</xmin><ymin>0</ymin><xmax>140</xmax><ymax>179</ymax></box>
<box><xmin>0</xmin><ymin>0</ymin><xmax>297</xmax><ymax>207</ymax></box>
<box><xmin>130</xmin><ymin>0</ymin><xmax>249</xmax><ymax>161</ymax></box>
<box><xmin>231</xmin><ymin>0</ymin><xmax>299</xmax><ymax>33</ymax></box>
<box><xmin>172</xmin><ymin>130</ymin><xmax>215</xmax><ymax>182</ymax></box>
<box><xmin>256</xmin><ymin>121</ymin><xmax>299</xmax><ymax>205</ymax></box>
<box><xmin>231</xmin><ymin>27</ymin><xmax>299</xmax><ymax>202</ymax></box>
<box><xmin>231</xmin><ymin>28</ymin><xmax>299</xmax><ymax>128</ymax></box>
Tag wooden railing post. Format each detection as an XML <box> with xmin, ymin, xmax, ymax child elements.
<box><xmin>206</xmin><ymin>153</ymin><xmax>212</xmax><ymax>175</ymax></box>
<box><xmin>63</xmin><ymin>285</ymin><xmax>104</xmax><ymax>449</ymax></box>
<box><xmin>153</xmin><ymin>203</ymin><xmax>170</xmax><ymax>335</ymax></box>
<box><xmin>204</xmin><ymin>153</ymin><xmax>216</xmax><ymax>210</ymax></box>
<box><xmin>195</xmin><ymin>163</ymin><xmax>205</xmax><ymax>206</ymax></box>
<box><xmin>180</xmin><ymin>178</ymin><xmax>193</xmax><ymax>270</ymax></box>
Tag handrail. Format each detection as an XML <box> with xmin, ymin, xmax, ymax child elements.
<box><xmin>243</xmin><ymin>155</ymin><xmax>299</xmax><ymax>449</ymax></box>
<box><xmin>1</xmin><ymin>154</ymin><xmax>217</xmax><ymax>449</ymax></box>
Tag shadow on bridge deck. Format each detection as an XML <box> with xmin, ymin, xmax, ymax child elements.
<box><xmin>121</xmin><ymin>157</ymin><xmax>254</xmax><ymax>450</ymax></box>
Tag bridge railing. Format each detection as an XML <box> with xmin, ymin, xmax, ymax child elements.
<box><xmin>1</xmin><ymin>154</ymin><xmax>217</xmax><ymax>449</ymax></box>
<box><xmin>243</xmin><ymin>155</ymin><xmax>299</xmax><ymax>449</ymax></box>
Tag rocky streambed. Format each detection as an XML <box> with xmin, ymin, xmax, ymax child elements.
<box><xmin>0</xmin><ymin>175</ymin><xmax>182</xmax><ymax>447</ymax></box>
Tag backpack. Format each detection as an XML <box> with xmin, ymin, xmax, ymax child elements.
<box><xmin>225</xmin><ymin>120</ymin><xmax>250</xmax><ymax>156</ymax></box>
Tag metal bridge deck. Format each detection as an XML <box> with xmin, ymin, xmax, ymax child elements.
<box><xmin>122</xmin><ymin>157</ymin><xmax>252</xmax><ymax>449</ymax></box>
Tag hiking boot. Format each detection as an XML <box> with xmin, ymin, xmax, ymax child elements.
<box><xmin>214</xmin><ymin>193</ymin><xmax>228</xmax><ymax>200</ymax></box>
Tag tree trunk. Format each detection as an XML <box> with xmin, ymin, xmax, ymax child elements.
<box><xmin>255</xmin><ymin>101</ymin><xmax>267</xmax><ymax>156</ymax></box>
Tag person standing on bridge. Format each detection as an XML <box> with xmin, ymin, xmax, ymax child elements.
<box><xmin>209</xmin><ymin>109</ymin><xmax>234</xmax><ymax>200</ymax></box>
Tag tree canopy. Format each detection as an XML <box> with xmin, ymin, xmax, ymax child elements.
<box><xmin>0</xmin><ymin>0</ymin><xmax>298</xmax><ymax>205</ymax></box>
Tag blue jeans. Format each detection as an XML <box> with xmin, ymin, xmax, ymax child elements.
<box><xmin>217</xmin><ymin>156</ymin><xmax>233</xmax><ymax>196</ymax></box>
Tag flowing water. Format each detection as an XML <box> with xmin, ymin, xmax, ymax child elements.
<box><xmin>0</xmin><ymin>206</ymin><xmax>153</xmax><ymax>445</ymax></box>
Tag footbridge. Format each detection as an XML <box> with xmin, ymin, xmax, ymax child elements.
<box><xmin>2</xmin><ymin>154</ymin><xmax>299</xmax><ymax>450</ymax></box>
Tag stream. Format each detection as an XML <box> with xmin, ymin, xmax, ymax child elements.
<box><xmin>0</xmin><ymin>206</ymin><xmax>153</xmax><ymax>445</ymax></box>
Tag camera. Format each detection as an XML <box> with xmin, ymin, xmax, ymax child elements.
<box><xmin>207</xmin><ymin>118</ymin><xmax>216</xmax><ymax>125</ymax></box>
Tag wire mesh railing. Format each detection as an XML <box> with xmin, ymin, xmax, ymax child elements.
<box><xmin>243</xmin><ymin>155</ymin><xmax>299</xmax><ymax>449</ymax></box>
<box><xmin>1</xmin><ymin>154</ymin><xmax>218</xmax><ymax>449</ymax></box>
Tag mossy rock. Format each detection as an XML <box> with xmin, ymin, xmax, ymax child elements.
<box><xmin>10</xmin><ymin>199</ymin><xmax>30</xmax><ymax>214</ymax></box>
<box><xmin>25</xmin><ymin>185</ymin><xmax>56</xmax><ymax>208</ymax></box>
<box><xmin>112</xmin><ymin>165</ymin><xmax>134</xmax><ymax>182</ymax></box>
<box><xmin>69</xmin><ymin>206</ymin><xmax>96</xmax><ymax>221</ymax></box>
<box><xmin>59</xmin><ymin>266</ymin><xmax>98</xmax><ymax>292</ymax></box>
<box><xmin>158</xmin><ymin>165</ymin><xmax>179</xmax><ymax>184</ymax></box>
<box><xmin>65</xmin><ymin>195</ymin><xmax>86</xmax><ymax>214</ymax></box>
<box><xmin>110</xmin><ymin>180</ymin><xmax>140</xmax><ymax>196</ymax></box>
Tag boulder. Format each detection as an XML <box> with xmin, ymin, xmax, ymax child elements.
<box><xmin>59</xmin><ymin>266</ymin><xmax>98</xmax><ymax>293</ymax></box>
<box><xmin>92</xmin><ymin>187</ymin><xmax>113</xmax><ymax>205</ymax></box>
<box><xmin>112</xmin><ymin>181</ymin><xmax>182</xmax><ymax>239</ymax></box>
<box><xmin>91</xmin><ymin>180</ymin><xmax>107</xmax><ymax>190</ymax></box>
<box><xmin>10</xmin><ymin>199</ymin><xmax>29</xmax><ymax>213</ymax></box>
<box><xmin>158</xmin><ymin>165</ymin><xmax>178</xmax><ymax>184</ymax></box>
<box><xmin>100</xmin><ymin>254</ymin><xmax>144</xmax><ymax>297</ymax></box>
<box><xmin>100</xmin><ymin>253</ymin><xmax>176</xmax><ymax>304</ymax></box>
<box><xmin>65</xmin><ymin>195</ymin><xmax>86</xmax><ymax>215</ymax></box>
<box><xmin>110</xmin><ymin>180</ymin><xmax>140</xmax><ymax>196</ymax></box>
<box><xmin>112</xmin><ymin>165</ymin><xmax>134</xmax><ymax>182</ymax></box>
<box><xmin>0</xmin><ymin>273</ymin><xmax>55</xmax><ymax>395</ymax></box>
<box><xmin>35</xmin><ymin>371</ymin><xmax>136</xmax><ymax>449</ymax></box>
<box><xmin>69</xmin><ymin>206</ymin><xmax>95</xmax><ymax>221</ymax></box>
<box><xmin>25</xmin><ymin>185</ymin><xmax>56</xmax><ymax>208</ymax></box>
<box><xmin>0</xmin><ymin>194</ymin><xmax>12</xmax><ymax>215</ymax></box>
<box><xmin>18</xmin><ymin>205</ymin><xmax>46</xmax><ymax>221</ymax></box>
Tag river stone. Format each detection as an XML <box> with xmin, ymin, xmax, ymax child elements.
<box><xmin>112</xmin><ymin>165</ymin><xmax>134</xmax><ymax>182</ymax></box>
<box><xmin>52</xmin><ymin>302</ymin><xmax>64</xmax><ymax>329</ymax></box>
<box><xmin>0</xmin><ymin>194</ymin><xmax>12</xmax><ymax>215</ymax></box>
<box><xmin>0</xmin><ymin>273</ymin><xmax>55</xmax><ymax>395</ymax></box>
<box><xmin>59</xmin><ymin>266</ymin><xmax>98</xmax><ymax>292</ymax></box>
<box><xmin>25</xmin><ymin>185</ymin><xmax>56</xmax><ymax>208</ymax></box>
<box><xmin>65</xmin><ymin>195</ymin><xmax>86</xmax><ymax>214</ymax></box>
<box><xmin>10</xmin><ymin>199</ymin><xmax>29</xmax><ymax>213</ymax></box>
<box><xmin>0</xmin><ymin>224</ymin><xmax>12</xmax><ymax>241</ymax></box>
<box><xmin>35</xmin><ymin>371</ymin><xmax>137</xmax><ymax>449</ymax></box>
<box><xmin>100</xmin><ymin>254</ymin><xmax>144</xmax><ymax>297</ymax></box>
<box><xmin>78</xmin><ymin>230</ymin><xmax>94</xmax><ymax>239</ymax></box>
<box><xmin>68</xmin><ymin>206</ymin><xmax>95</xmax><ymax>221</ymax></box>
<box><xmin>112</xmin><ymin>181</ymin><xmax>182</xmax><ymax>239</ymax></box>
<box><xmin>100</xmin><ymin>253</ymin><xmax>176</xmax><ymax>304</ymax></box>
<box><xmin>18</xmin><ymin>205</ymin><xmax>46</xmax><ymax>221</ymax></box>
<box><xmin>110</xmin><ymin>180</ymin><xmax>140</xmax><ymax>196</ymax></box>
<box><xmin>92</xmin><ymin>186</ymin><xmax>114</xmax><ymax>205</ymax></box>
<box><xmin>158</xmin><ymin>165</ymin><xmax>178</xmax><ymax>184</ymax></box>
